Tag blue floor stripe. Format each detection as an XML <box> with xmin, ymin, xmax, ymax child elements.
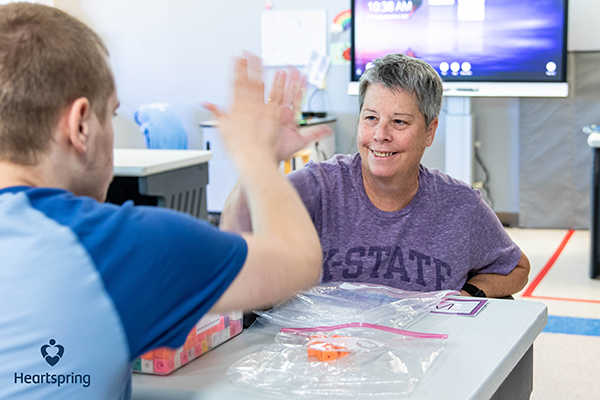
<box><xmin>543</xmin><ymin>316</ymin><xmax>600</xmax><ymax>337</ymax></box>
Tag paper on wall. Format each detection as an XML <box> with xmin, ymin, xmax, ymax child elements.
<box><xmin>302</xmin><ymin>50</ymin><xmax>331</xmax><ymax>89</ymax></box>
<box><xmin>261</xmin><ymin>9</ymin><xmax>327</xmax><ymax>67</ymax></box>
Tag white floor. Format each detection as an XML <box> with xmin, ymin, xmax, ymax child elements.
<box><xmin>506</xmin><ymin>229</ymin><xmax>600</xmax><ymax>400</ymax></box>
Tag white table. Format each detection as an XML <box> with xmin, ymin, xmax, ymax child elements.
<box><xmin>108</xmin><ymin>149</ymin><xmax>212</xmax><ymax>219</ymax></box>
<box><xmin>587</xmin><ymin>133</ymin><xmax>600</xmax><ymax>278</ymax></box>
<box><xmin>113</xmin><ymin>149</ymin><xmax>212</xmax><ymax>177</ymax></box>
<box><xmin>132</xmin><ymin>298</ymin><xmax>547</xmax><ymax>400</ymax></box>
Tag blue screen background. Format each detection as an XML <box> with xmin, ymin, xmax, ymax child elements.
<box><xmin>353</xmin><ymin>0</ymin><xmax>567</xmax><ymax>82</ymax></box>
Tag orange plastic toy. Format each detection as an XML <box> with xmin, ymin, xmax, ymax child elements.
<box><xmin>307</xmin><ymin>335</ymin><xmax>351</xmax><ymax>362</ymax></box>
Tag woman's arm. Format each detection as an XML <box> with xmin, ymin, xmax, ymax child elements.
<box><xmin>461</xmin><ymin>251</ymin><xmax>530</xmax><ymax>298</ymax></box>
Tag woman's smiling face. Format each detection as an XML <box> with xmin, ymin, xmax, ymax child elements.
<box><xmin>357</xmin><ymin>83</ymin><xmax>438</xmax><ymax>183</ymax></box>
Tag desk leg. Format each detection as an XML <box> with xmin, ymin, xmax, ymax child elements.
<box><xmin>592</xmin><ymin>149</ymin><xmax>600</xmax><ymax>279</ymax></box>
<box><xmin>490</xmin><ymin>345</ymin><xmax>533</xmax><ymax>400</ymax></box>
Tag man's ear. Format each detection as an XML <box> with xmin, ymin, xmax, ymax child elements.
<box><xmin>426</xmin><ymin>118</ymin><xmax>438</xmax><ymax>147</ymax></box>
<box><xmin>64</xmin><ymin>97</ymin><xmax>92</xmax><ymax>154</ymax></box>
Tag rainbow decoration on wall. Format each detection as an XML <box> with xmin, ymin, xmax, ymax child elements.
<box><xmin>331</xmin><ymin>9</ymin><xmax>351</xmax><ymax>34</ymax></box>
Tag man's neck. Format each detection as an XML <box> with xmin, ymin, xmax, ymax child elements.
<box><xmin>362</xmin><ymin>167</ymin><xmax>420</xmax><ymax>212</ymax></box>
<box><xmin>0</xmin><ymin>160</ymin><xmax>54</xmax><ymax>190</ymax></box>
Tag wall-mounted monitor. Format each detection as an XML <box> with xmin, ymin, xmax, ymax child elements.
<box><xmin>348</xmin><ymin>0</ymin><xmax>569</xmax><ymax>97</ymax></box>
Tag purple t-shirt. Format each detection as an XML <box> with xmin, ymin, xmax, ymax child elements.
<box><xmin>287</xmin><ymin>153</ymin><xmax>521</xmax><ymax>292</ymax></box>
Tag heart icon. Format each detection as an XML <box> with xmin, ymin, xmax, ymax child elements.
<box><xmin>40</xmin><ymin>339</ymin><xmax>64</xmax><ymax>367</ymax></box>
<box><xmin>45</xmin><ymin>356</ymin><xmax>60</xmax><ymax>366</ymax></box>
<box><xmin>45</xmin><ymin>347</ymin><xmax>59</xmax><ymax>357</ymax></box>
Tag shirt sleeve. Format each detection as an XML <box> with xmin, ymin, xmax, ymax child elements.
<box><xmin>468</xmin><ymin>198</ymin><xmax>522</xmax><ymax>276</ymax></box>
<box><xmin>78</xmin><ymin>202</ymin><xmax>248</xmax><ymax>359</ymax></box>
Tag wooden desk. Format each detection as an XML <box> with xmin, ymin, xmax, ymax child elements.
<box><xmin>107</xmin><ymin>149</ymin><xmax>212</xmax><ymax>219</ymax></box>
<box><xmin>132</xmin><ymin>298</ymin><xmax>547</xmax><ymax>400</ymax></box>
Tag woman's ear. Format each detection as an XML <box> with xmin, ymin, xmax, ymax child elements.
<box><xmin>426</xmin><ymin>118</ymin><xmax>439</xmax><ymax>147</ymax></box>
<box><xmin>63</xmin><ymin>97</ymin><xmax>92</xmax><ymax>153</ymax></box>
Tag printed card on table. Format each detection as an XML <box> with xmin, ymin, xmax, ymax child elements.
<box><xmin>431</xmin><ymin>298</ymin><xmax>488</xmax><ymax>316</ymax></box>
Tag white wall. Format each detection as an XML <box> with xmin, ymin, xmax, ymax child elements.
<box><xmin>54</xmin><ymin>0</ymin><xmax>598</xmax><ymax>215</ymax></box>
<box><xmin>568</xmin><ymin>0</ymin><xmax>600</xmax><ymax>51</ymax></box>
<box><xmin>55</xmin><ymin>0</ymin><xmax>354</xmax><ymax>151</ymax></box>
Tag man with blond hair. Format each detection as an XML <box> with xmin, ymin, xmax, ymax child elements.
<box><xmin>0</xmin><ymin>3</ymin><xmax>321</xmax><ymax>399</ymax></box>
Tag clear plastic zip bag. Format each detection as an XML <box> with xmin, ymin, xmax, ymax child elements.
<box><xmin>228</xmin><ymin>323</ymin><xmax>447</xmax><ymax>397</ymax></box>
<box><xmin>252</xmin><ymin>282</ymin><xmax>456</xmax><ymax>332</ymax></box>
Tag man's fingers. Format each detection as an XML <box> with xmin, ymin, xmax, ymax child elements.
<box><xmin>233</xmin><ymin>54</ymin><xmax>265</xmax><ymax>107</ymax></box>
<box><xmin>232</xmin><ymin>57</ymin><xmax>250</xmax><ymax>105</ymax></box>
<box><xmin>292</xmin><ymin>75</ymin><xmax>306</xmax><ymax>114</ymax></box>
<box><xmin>234</xmin><ymin>57</ymin><xmax>248</xmax><ymax>85</ymax></box>
<box><xmin>246</xmin><ymin>53</ymin><xmax>264</xmax><ymax>99</ymax></box>
<box><xmin>268</xmin><ymin>71</ymin><xmax>286</xmax><ymax>106</ymax></box>
<box><xmin>203</xmin><ymin>102</ymin><xmax>226</xmax><ymax>120</ymax></box>
<box><xmin>245</xmin><ymin>52</ymin><xmax>262</xmax><ymax>83</ymax></box>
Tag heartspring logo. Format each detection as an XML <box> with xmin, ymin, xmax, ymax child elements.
<box><xmin>14</xmin><ymin>339</ymin><xmax>91</xmax><ymax>388</ymax></box>
<box><xmin>41</xmin><ymin>339</ymin><xmax>64</xmax><ymax>366</ymax></box>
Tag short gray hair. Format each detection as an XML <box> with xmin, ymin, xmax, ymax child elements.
<box><xmin>358</xmin><ymin>53</ymin><xmax>443</xmax><ymax>127</ymax></box>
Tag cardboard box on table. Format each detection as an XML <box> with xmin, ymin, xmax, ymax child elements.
<box><xmin>133</xmin><ymin>311</ymin><xmax>243</xmax><ymax>375</ymax></box>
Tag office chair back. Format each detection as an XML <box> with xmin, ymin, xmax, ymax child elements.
<box><xmin>133</xmin><ymin>103</ymin><xmax>188</xmax><ymax>149</ymax></box>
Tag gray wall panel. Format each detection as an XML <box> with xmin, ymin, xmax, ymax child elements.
<box><xmin>519</xmin><ymin>52</ymin><xmax>600</xmax><ymax>229</ymax></box>
<box><xmin>520</xmin><ymin>96</ymin><xmax>574</xmax><ymax>228</ymax></box>
<box><xmin>572</xmin><ymin>53</ymin><xmax>600</xmax><ymax>228</ymax></box>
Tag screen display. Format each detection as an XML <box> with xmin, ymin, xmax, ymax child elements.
<box><xmin>352</xmin><ymin>0</ymin><xmax>567</xmax><ymax>83</ymax></box>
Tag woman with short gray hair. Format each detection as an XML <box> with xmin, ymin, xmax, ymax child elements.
<box><xmin>222</xmin><ymin>53</ymin><xmax>530</xmax><ymax>298</ymax></box>
<box><xmin>358</xmin><ymin>53</ymin><xmax>443</xmax><ymax>127</ymax></box>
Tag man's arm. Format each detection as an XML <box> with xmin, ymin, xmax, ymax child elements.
<box><xmin>219</xmin><ymin>67</ymin><xmax>331</xmax><ymax>234</ymax></box>
<box><xmin>461</xmin><ymin>251</ymin><xmax>530</xmax><ymax>298</ymax></box>
<box><xmin>204</xmin><ymin>55</ymin><xmax>322</xmax><ymax>313</ymax></box>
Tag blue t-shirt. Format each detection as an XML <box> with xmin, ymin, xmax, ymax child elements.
<box><xmin>0</xmin><ymin>187</ymin><xmax>247</xmax><ymax>399</ymax></box>
<box><xmin>287</xmin><ymin>154</ymin><xmax>521</xmax><ymax>291</ymax></box>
